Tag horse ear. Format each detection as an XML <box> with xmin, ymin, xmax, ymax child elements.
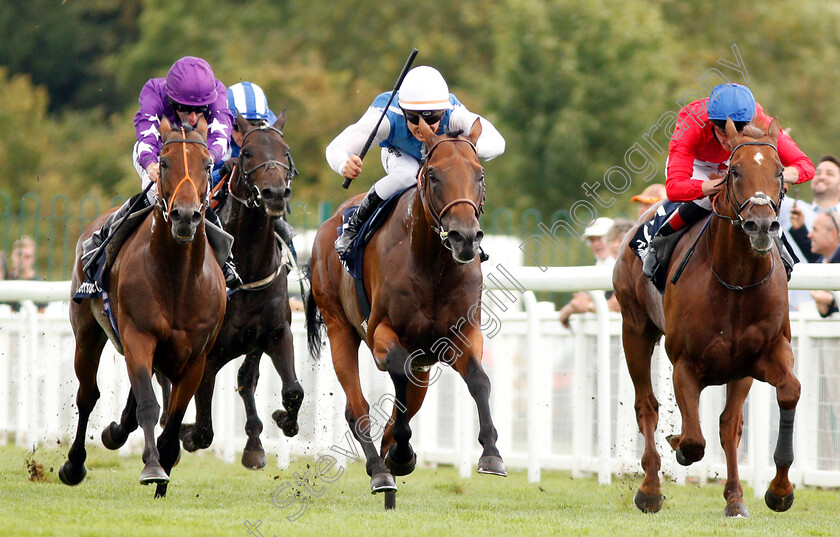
<box><xmin>766</xmin><ymin>117</ymin><xmax>781</xmax><ymax>146</ymax></box>
<box><xmin>467</xmin><ymin>118</ymin><xmax>482</xmax><ymax>145</ymax></box>
<box><xmin>274</xmin><ymin>109</ymin><xmax>287</xmax><ymax>131</ymax></box>
<box><xmin>725</xmin><ymin>117</ymin><xmax>739</xmax><ymax>142</ymax></box>
<box><xmin>196</xmin><ymin>115</ymin><xmax>209</xmax><ymax>138</ymax></box>
<box><xmin>235</xmin><ymin>113</ymin><xmax>251</xmax><ymax>135</ymax></box>
<box><xmin>160</xmin><ymin>117</ymin><xmax>173</xmax><ymax>137</ymax></box>
<box><xmin>418</xmin><ymin>118</ymin><xmax>437</xmax><ymax>145</ymax></box>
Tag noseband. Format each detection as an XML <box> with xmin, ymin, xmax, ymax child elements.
<box><xmin>230</xmin><ymin>123</ymin><xmax>298</xmax><ymax>209</ymax></box>
<box><xmin>417</xmin><ymin>138</ymin><xmax>486</xmax><ymax>244</ymax></box>
<box><xmin>713</xmin><ymin>141</ymin><xmax>784</xmax><ymax>227</ymax></box>
<box><xmin>158</xmin><ymin>129</ymin><xmax>208</xmax><ymax>222</ymax></box>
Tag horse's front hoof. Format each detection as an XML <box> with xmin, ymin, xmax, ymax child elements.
<box><xmin>272</xmin><ymin>410</ymin><xmax>299</xmax><ymax>437</ymax></box>
<box><xmin>101</xmin><ymin>422</ymin><xmax>128</xmax><ymax>450</ymax></box>
<box><xmin>634</xmin><ymin>489</ymin><xmax>663</xmax><ymax>513</ymax></box>
<box><xmin>765</xmin><ymin>489</ymin><xmax>795</xmax><ymax>512</ymax></box>
<box><xmin>384</xmin><ymin>445</ymin><xmax>416</xmax><ymax>476</ymax></box>
<box><xmin>370</xmin><ymin>472</ymin><xmax>397</xmax><ymax>494</ymax></box>
<box><xmin>139</xmin><ymin>462</ymin><xmax>169</xmax><ymax>485</ymax></box>
<box><xmin>724</xmin><ymin>501</ymin><xmax>750</xmax><ymax>518</ymax></box>
<box><xmin>675</xmin><ymin>448</ymin><xmax>692</xmax><ymax>467</ymax></box>
<box><xmin>179</xmin><ymin>424</ymin><xmax>204</xmax><ymax>452</ymax></box>
<box><xmin>241</xmin><ymin>448</ymin><xmax>267</xmax><ymax>470</ymax></box>
<box><xmin>58</xmin><ymin>460</ymin><xmax>86</xmax><ymax>486</ymax></box>
<box><xmin>477</xmin><ymin>455</ymin><xmax>507</xmax><ymax>477</ymax></box>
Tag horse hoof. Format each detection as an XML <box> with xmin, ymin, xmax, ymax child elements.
<box><xmin>634</xmin><ymin>489</ymin><xmax>663</xmax><ymax>513</ymax></box>
<box><xmin>139</xmin><ymin>462</ymin><xmax>169</xmax><ymax>485</ymax></box>
<box><xmin>241</xmin><ymin>448</ymin><xmax>267</xmax><ymax>470</ymax></box>
<box><xmin>272</xmin><ymin>410</ymin><xmax>299</xmax><ymax>437</ymax></box>
<box><xmin>724</xmin><ymin>501</ymin><xmax>750</xmax><ymax>518</ymax></box>
<box><xmin>155</xmin><ymin>483</ymin><xmax>168</xmax><ymax>498</ymax></box>
<box><xmin>58</xmin><ymin>461</ymin><xmax>86</xmax><ymax>486</ymax></box>
<box><xmin>101</xmin><ymin>422</ymin><xmax>127</xmax><ymax>450</ymax></box>
<box><xmin>384</xmin><ymin>445</ymin><xmax>416</xmax><ymax>476</ymax></box>
<box><xmin>675</xmin><ymin>448</ymin><xmax>692</xmax><ymax>467</ymax></box>
<box><xmin>179</xmin><ymin>425</ymin><xmax>200</xmax><ymax>452</ymax></box>
<box><xmin>370</xmin><ymin>472</ymin><xmax>397</xmax><ymax>494</ymax></box>
<box><xmin>765</xmin><ymin>489</ymin><xmax>795</xmax><ymax>512</ymax></box>
<box><xmin>477</xmin><ymin>455</ymin><xmax>507</xmax><ymax>477</ymax></box>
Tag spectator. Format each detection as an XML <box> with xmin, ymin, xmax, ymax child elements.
<box><xmin>803</xmin><ymin>212</ymin><xmax>840</xmax><ymax>317</ymax></box>
<box><xmin>630</xmin><ymin>184</ymin><xmax>666</xmax><ymax>217</ymax></box>
<box><xmin>786</xmin><ymin>155</ymin><xmax>840</xmax><ymax>261</ymax></box>
<box><xmin>559</xmin><ymin>217</ymin><xmax>618</xmax><ymax>328</ymax></box>
<box><xmin>605</xmin><ymin>218</ymin><xmax>634</xmax><ymax>259</ymax></box>
<box><xmin>8</xmin><ymin>236</ymin><xmax>45</xmax><ymax>313</ymax></box>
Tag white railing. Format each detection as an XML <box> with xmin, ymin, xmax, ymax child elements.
<box><xmin>1</xmin><ymin>264</ymin><xmax>840</xmax><ymax>497</ymax></box>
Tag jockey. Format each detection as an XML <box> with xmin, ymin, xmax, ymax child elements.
<box><xmin>212</xmin><ymin>81</ymin><xmax>297</xmax><ymax>255</ymax></box>
<box><xmin>642</xmin><ymin>83</ymin><xmax>814</xmax><ymax>279</ymax></box>
<box><xmin>326</xmin><ymin>65</ymin><xmax>506</xmax><ymax>260</ymax></box>
<box><xmin>81</xmin><ymin>56</ymin><xmax>241</xmax><ymax>289</ymax></box>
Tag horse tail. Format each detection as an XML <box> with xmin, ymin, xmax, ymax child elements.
<box><xmin>303</xmin><ymin>262</ymin><xmax>324</xmax><ymax>360</ymax></box>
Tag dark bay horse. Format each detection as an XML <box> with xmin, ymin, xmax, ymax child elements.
<box><xmin>613</xmin><ymin>118</ymin><xmax>800</xmax><ymax>517</ymax></box>
<box><xmin>178</xmin><ymin>112</ymin><xmax>304</xmax><ymax>468</ymax></box>
<box><xmin>60</xmin><ymin>118</ymin><xmax>226</xmax><ymax>498</ymax></box>
<box><xmin>306</xmin><ymin>119</ymin><xmax>506</xmax><ymax>504</ymax></box>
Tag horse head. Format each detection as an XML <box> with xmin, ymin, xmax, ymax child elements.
<box><xmin>721</xmin><ymin>117</ymin><xmax>784</xmax><ymax>254</ymax></box>
<box><xmin>158</xmin><ymin>117</ymin><xmax>212</xmax><ymax>243</ymax></box>
<box><xmin>417</xmin><ymin>118</ymin><xmax>486</xmax><ymax>264</ymax></box>
<box><xmin>233</xmin><ymin>111</ymin><xmax>295</xmax><ymax>217</ymax></box>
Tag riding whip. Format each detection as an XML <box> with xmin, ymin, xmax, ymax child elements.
<box><xmin>342</xmin><ymin>48</ymin><xmax>418</xmax><ymax>189</ymax></box>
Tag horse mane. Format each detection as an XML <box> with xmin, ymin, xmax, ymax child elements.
<box><xmin>742</xmin><ymin>124</ymin><xmax>765</xmax><ymax>140</ymax></box>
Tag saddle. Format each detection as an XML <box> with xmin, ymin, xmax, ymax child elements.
<box><xmin>630</xmin><ymin>201</ymin><xmax>689</xmax><ymax>293</ymax></box>
<box><xmin>337</xmin><ymin>186</ymin><xmax>413</xmax><ymax>319</ymax></box>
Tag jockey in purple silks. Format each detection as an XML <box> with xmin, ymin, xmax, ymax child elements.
<box><xmin>81</xmin><ymin>56</ymin><xmax>242</xmax><ymax>289</ymax></box>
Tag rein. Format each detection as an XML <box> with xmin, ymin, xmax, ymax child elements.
<box><xmin>158</xmin><ymin>129</ymin><xmax>208</xmax><ymax>222</ymax></box>
<box><xmin>417</xmin><ymin>138</ymin><xmax>486</xmax><ymax>245</ymax></box>
<box><xmin>708</xmin><ymin>140</ymin><xmax>783</xmax><ymax>291</ymax></box>
<box><xmin>230</xmin><ymin>123</ymin><xmax>298</xmax><ymax>209</ymax></box>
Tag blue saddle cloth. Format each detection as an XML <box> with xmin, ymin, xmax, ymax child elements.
<box><xmin>337</xmin><ymin>186</ymin><xmax>413</xmax><ymax>319</ymax></box>
<box><xmin>629</xmin><ymin>201</ymin><xmax>680</xmax><ymax>291</ymax></box>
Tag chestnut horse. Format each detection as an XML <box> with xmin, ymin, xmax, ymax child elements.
<box><xmin>60</xmin><ymin>118</ymin><xmax>226</xmax><ymax>498</ymax></box>
<box><xmin>613</xmin><ymin>119</ymin><xmax>800</xmax><ymax>517</ymax></box>
<box><xmin>178</xmin><ymin>112</ymin><xmax>304</xmax><ymax>468</ymax></box>
<box><xmin>306</xmin><ymin>119</ymin><xmax>506</xmax><ymax>501</ymax></box>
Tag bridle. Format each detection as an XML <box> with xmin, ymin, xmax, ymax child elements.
<box><xmin>417</xmin><ymin>137</ymin><xmax>486</xmax><ymax>246</ymax></box>
<box><xmin>712</xmin><ymin>141</ymin><xmax>784</xmax><ymax>227</ymax></box>
<box><xmin>157</xmin><ymin>128</ymin><xmax>209</xmax><ymax>223</ymax></box>
<box><xmin>708</xmin><ymin>140</ymin><xmax>784</xmax><ymax>291</ymax></box>
<box><xmin>229</xmin><ymin>122</ymin><xmax>298</xmax><ymax>209</ymax></box>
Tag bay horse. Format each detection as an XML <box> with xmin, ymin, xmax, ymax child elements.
<box><xmin>178</xmin><ymin>112</ymin><xmax>304</xmax><ymax>468</ymax></box>
<box><xmin>306</xmin><ymin>119</ymin><xmax>506</xmax><ymax>503</ymax></box>
<box><xmin>613</xmin><ymin>118</ymin><xmax>800</xmax><ymax>517</ymax></box>
<box><xmin>60</xmin><ymin>117</ymin><xmax>226</xmax><ymax>498</ymax></box>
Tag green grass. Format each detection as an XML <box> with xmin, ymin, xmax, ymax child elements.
<box><xmin>1</xmin><ymin>443</ymin><xmax>839</xmax><ymax>537</ymax></box>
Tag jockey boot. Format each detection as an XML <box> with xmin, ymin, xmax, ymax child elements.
<box><xmin>775</xmin><ymin>234</ymin><xmax>798</xmax><ymax>281</ymax></box>
<box><xmin>80</xmin><ymin>192</ymin><xmax>150</xmax><ymax>280</ymax></box>
<box><xmin>643</xmin><ymin>203</ymin><xmax>711</xmax><ymax>279</ymax></box>
<box><xmin>335</xmin><ymin>188</ymin><xmax>385</xmax><ymax>259</ymax></box>
<box><xmin>274</xmin><ymin>218</ymin><xmax>298</xmax><ymax>262</ymax></box>
<box><xmin>205</xmin><ymin>208</ymin><xmax>242</xmax><ymax>290</ymax></box>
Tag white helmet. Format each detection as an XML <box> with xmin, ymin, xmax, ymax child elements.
<box><xmin>398</xmin><ymin>66</ymin><xmax>450</xmax><ymax>111</ymax></box>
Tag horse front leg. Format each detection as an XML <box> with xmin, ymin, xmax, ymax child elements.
<box><xmin>101</xmin><ymin>390</ymin><xmax>138</xmax><ymax>450</ymax></box>
<box><xmin>59</xmin><ymin>321</ymin><xmax>107</xmax><ymax>486</ymax></box>
<box><xmin>154</xmin><ymin>357</ymin><xmax>206</xmax><ymax>498</ymax></box>
<box><xmin>719</xmin><ymin>378</ymin><xmax>753</xmax><ymax>518</ymax></box>
<box><xmin>755</xmin><ymin>337</ymin><xmax>800</xmax><ymax>512</ymax></box>
<box><xmin>267</xmin><ymin>321</ymin><xmax>304</xmax><ymax>437</ymax></box>
<box><xmin>451</xmin><ymin>326</ymin><xmax>506</xmax><ymax>477</ymax></box>
<box><xmin>669</xmin><ymin>358</ymin><xmax>705</xmax><ymax>465</ymax></box>
<box><xmin>238</xmin><ymin>351</ymin><xmax>267</xmax><ymax>469</ymax></box>
<box><xmin>179</xmin><ymin>359</ymin><xmax>219</xmax><ymax>453</ymax></box>
<box><xmin>380</xmin><ymin>368</ymin><xmax>429</xmax><ymax>476</ymax></box>
<box><xmin>122</xmin><ymin>329</ymin><xmax>167</xmax><ymax>487</ymax></box>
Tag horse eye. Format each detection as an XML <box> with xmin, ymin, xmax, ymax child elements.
<box><xmin>428</xmin><ymin>168</ymin><xmax>438</xmax><ymax>182</ymax></box>
<box><xmin>159</xmin><ymin>159</ymin><xmax>168</xmax><ymax>170</ymax></box>
<box><xmin>241</xmin><ymin>150</ymin><xmax>252</xmax><ymax>159</ymax></box>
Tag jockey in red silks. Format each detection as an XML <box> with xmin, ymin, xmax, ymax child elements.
<box><xmin>642</xmin><ymin>83</ymin><xmax>814</xmax><ymax>279</ymax></box>
<box><xmin>81</xmin><ymin>56</ymin><xmax>242</xmax><ymax>289</ymax></box>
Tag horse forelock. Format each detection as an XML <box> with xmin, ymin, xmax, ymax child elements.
<box><xmin>444</xmin><ymin>126</ymin><xmax>464</xmax><ymax>138</ymax></box>
<box><xmin>741</xmin><ymin>124</ymin><xmax>765</xmax><ymax>140</ymax></box>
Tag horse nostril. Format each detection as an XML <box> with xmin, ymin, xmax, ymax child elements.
<box><xmin>769</xmin><ymin>220</ymin><xmax>781</xmax><ymax>235</ymax></box>
<box><xmin>475</xmin><ymin>229</ymin><xmax>484</xmax><ymax>244</ymax></box>
<box><xmin>447</xmin><ymin>230</ymin><xmax>464</xmax><ymax>244</ymax></box>
<box><xmin>283</xmin><ymin>187</ymin><xmax>292</xmax><ymax>200</ymax></box>
<box><xmin>191</xmin><ymin>211</ymin><xmax>202</xmax><ymax>226</ymax></box>
<box><xmin>743</xmin><ymin>221</ymin><xmax>759</xmax><ymax>234</ymax></box>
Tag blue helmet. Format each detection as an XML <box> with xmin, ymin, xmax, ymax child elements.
<box><xmin>227</xmin><ymin>81</ymin><xmax>276</xmax><ymax>123</ymax></box>
<box><xmin>707</xmin><ymin>83</ymin><xmax>755</xmax><ymax>123</ymax></box>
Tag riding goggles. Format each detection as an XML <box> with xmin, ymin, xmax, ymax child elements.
<box><xmin>170</xmin><ymin>98</ymin><xmax>210</xmax><ymax>116</ymax></box>
<box><xmin>403</xmin><ymin>109</ymin><xmax>445</xmax><ymax>126</ymax></box>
